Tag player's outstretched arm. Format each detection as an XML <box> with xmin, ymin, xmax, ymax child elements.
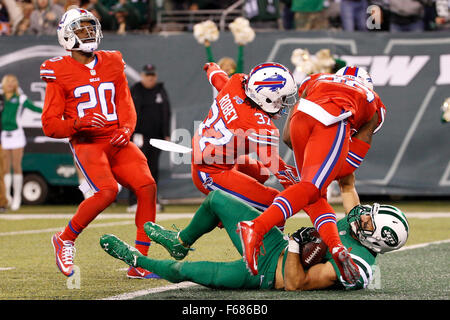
<box><xmin>338</xmin><ymin>173</ymin><xmax>360</xmax><ymax>215</ymax></box>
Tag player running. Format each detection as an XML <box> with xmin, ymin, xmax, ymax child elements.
<box><xmin>237</xmin><ymin>66</ymin><xmax>387</xmax><ymax>284</ymax></box>
<box><xmin>191</xmin><ymin>62</ymin><xmax>299</xmax><ymax>230</ymax></box>
<box><xmin>41</xmin><ymin>8</ymin><xmax>158</xmax><ymax>279</ymax></box>
<box><xmin>100</xmin><ymin>190</ymin><xmax>409</xmax><ymax>291</ymax></box>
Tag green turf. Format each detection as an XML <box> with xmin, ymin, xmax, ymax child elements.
<box><xmin>0</xmin><ymin>203</ymin><xmax>449</xmax><ymax>300</ymax></box>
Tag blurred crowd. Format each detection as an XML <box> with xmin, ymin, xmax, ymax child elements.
<box><xmin>0</xmin><ymin>0</ymin><xmax>449</xmax><ymax>36</ymax></box>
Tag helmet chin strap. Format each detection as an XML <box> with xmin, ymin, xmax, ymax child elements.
<box><xmin>78</xmin><ymin>42</ymin><xmax>98</xmax><ymax>53</ymax></box>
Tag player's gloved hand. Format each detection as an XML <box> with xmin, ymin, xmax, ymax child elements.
<box><xmin>275</xmin><ymin>165</ymin><xmax>300</xmax><ymax>189</ymax></box>
<box><xmin>110</xmin><ymin>127</ymin><xmax>131</xmax><ymax>148</ymax></box>
<box><xmin>74</xmin><ymin>112</ymin><xmax>107</xmax><ymax>131</ymax></box>
<box><xmin>331</xmin><ymin>245</ymin><xmax>360</xmax><ymax>285</ymax></box>
<box><xmin>203</xmin><ymin>62</ymin><xmax>220</xmax><ymax>72</ymax></box>
<box><xmin>291</xmin><ymin>227</ymin><xmax>317</xmax><ymax>246</ymax></box>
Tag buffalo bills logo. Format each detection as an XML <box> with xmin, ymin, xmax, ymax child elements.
<box><xmin>254</xmin><ymin>74</ymin><xmax>286</xmax><ymax>92</ymax></box>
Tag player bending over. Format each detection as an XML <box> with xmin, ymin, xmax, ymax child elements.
<box><xmin>237</xmin><ymin>66</ymin><xmax>387</xmax><ymax>285</ymax></box>
<box><xmin>192</xmin><ymin>62</ymin><xmax>299</xmax><ymax>231</ymax></box>
<box><xmin>100</xmin><ymin>190</ymin><xmax>408</xmax><ymax>291</ymax></box>
<box><xmin>41</xmin><ymin>8</ymin><xmax>158</xmax><ymax>279</ymax></box>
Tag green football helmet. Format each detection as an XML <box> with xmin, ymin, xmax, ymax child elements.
<box><xmin>347</xmin><ymin>203</ymin><xmax>409</xmax><ymax>254</ymax></box>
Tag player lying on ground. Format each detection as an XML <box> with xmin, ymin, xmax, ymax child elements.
<box><xmin>100</xmin><ymin>190</ymin><xmax>408</xmax><ymax>291</ymax></box>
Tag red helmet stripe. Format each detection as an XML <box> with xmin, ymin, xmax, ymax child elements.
<box><xmin>344</xmin><ymin>66</ymin><xmax>359</xmax><ymax>76</ymax></box>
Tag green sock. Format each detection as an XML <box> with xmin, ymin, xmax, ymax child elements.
<box><xmin>137</xmin><ymin>256</ymin><xmax>255</xmax><ymax>289</ymax></box>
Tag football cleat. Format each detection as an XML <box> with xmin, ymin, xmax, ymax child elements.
<box><xmin>100</xmin><ymin>234</ymin><xmax>142</xmax><ymax>267</ymax></box>
<box><xmin>236</xmin><ymin>221</ymin><xmax>264</xmax><ymax>276</ymax></box>
<box><xmin>126</xmin><ymin>267</ymin><xmax>161</xmax><ymax>279</ymax></box>
<box><xmin>144</xmin><ymin>222</ymin><xmax>192</xmax><ymax>260</ymax></box>
<box><xmin>331</xmin><ymin>245</ymin><xmax>360</xmax><ymax>285</ymax></box>
<box><xmin>51</xmin><ymin>231</ymin><xmax>76</xmax><ymax>277</ymax></box>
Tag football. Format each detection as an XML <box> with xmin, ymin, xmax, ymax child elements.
<box><xmin>300</xmin><ymin>230</ymin><xmax>328</xmax><ymax>269</ymax></box>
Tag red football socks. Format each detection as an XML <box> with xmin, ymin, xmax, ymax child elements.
<box><xmin>60</xmin><ymin>188</ymin><xmax>117</xmax><ymax>242</ymax></box>
<box><xmin>134</xmin><ymin>183</ymin><xmax>157</xmax><ymax>255</ymax></box>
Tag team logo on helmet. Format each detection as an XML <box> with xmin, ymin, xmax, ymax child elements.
<box><xmin>254</xmin><ymin>74</ymin><xmax>286</xmax><ymax>93</ymax></box>
<box><xmin>381</xmin><ymin>226</ymin><xmax>399</xmax><ymax>247</ymax></box>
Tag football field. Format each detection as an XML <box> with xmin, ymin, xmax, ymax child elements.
<box><xmin>0</xmin><ymin>201</ymin><xmax>449</xmax><ymax>302</ymax></box>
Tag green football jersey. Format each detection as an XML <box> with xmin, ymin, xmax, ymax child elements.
<box><xmin>324</xmin><ymin>218</ymin><xmax>378</xmax><ymax>290</ymax></box>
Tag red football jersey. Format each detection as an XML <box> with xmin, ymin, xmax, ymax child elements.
<box><xmin>297</xmin><ymin>73</ymin><xmax>386</xmax><ymax>132</ymax></box>
<box><xmin>40</xmin><ymin>50</ymin><xmax>136</xmax><ymax>140</ymax></box>
<box><xmin>193</xmin><ymin>66</ymin><xmax>286</xmax><ymax>174</ymax></box>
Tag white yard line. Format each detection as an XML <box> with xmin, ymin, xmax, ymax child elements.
<box><xmin>101</xmin><ymin>238</ymin><xmax>450</xmax><ymax>300</ymax></box>
<box><xmin>101</xmin><ymin>282</ymin><xmax>199</xmax><ymax>300</ymax></box>
<box><xmin>0</xmin><ymin>214</ymin><xmax>194</xmax><ymax>237</ymax></box>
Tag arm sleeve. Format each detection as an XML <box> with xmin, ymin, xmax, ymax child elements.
<box><xmin>115</xmin><ymin>67</ymin><xmax>136</xmax><ymax>132</ymax></box>
<box><xmin>41</xmin><ymin>81</ymin><xmax>76</xmax><ymax>138</ymax></box>
<box><xmin>205</xmin><ymin>63</ymin><xmax>229</xmax><ymax>92</ymax></box>
<box><xmin>337</xmin><ymin>137</ymin><xmax>370</xmax><ymax>179</ymax></box>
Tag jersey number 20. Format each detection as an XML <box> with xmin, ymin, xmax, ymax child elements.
<box><xmin>74</xmin><ymin>83</ymin><xmax>118</xmax><ymax>121</ymax></box>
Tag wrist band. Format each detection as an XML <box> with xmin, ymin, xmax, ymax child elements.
<box><xmin>288</xmin><ymin>239</ymin><xmax>300</xmax><ymax>254</ymax></box>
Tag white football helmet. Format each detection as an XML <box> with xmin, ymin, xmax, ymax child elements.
<box><xmin>336</xmin><ymin>65</ymin><xmax>373</xmax><ymax>90</ymax></box>
<box><xmin>57</xmin><ymin>8</ymin><xmax>103</xmax><ymax>53</ymax></box>
<box><xmin>347</xmin><ymin>203</ymin><xmax>409</xmax><ymax>254</ymax></box>
<box><xmin>245</xmin><ymin>62</ymin><xmax>298</xmax><ymax>115</ymax></box>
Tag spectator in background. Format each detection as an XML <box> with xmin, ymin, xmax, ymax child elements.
<box><xmin>1</xmin><ymin>0</ymin><xmax>24</xmax><ymax>35</ymax></box>
<box><xmin>389</xmin><ymin>0</ymin><xmax>426</xmax><ymax>32</ymax></box>
<box><xmin>0</xmin><ymin>1</ymin><xmax>10</xmax><ymax>35</ymax></box>
<box><xmin>15</xmin><ymin>0</ymin><xmax>35</xmax><ymax>35</ymax></box>
<box><xmin>367</xmin><ymin>0</ymin><xmax>390</xmax><ymax>31</ymax></box>
<box><xmin>435</xmin><ymin>0</ymin><xmax>450</xmax><ymax>30</ymax></box>
<box><xmin>291</xmin><ymin>0</ymin><xmax>329</xmax><ymax>30</ymax></box>
<box><xmin>244</xmin><ymin>0</ymin><xmax>280</xmax><ymax>29</ymax></box>
<box><xmin>1</xmin><ymin>74</ymin><xmax>42</xmax><ymax>211</ymax></box>
<box><xmin>111</xmin><ymin>0</ymin><xmax>143</xmax><ymax>34</ymax></box>
<box><xmin>281</xmin><ymin>0</ymin><xmax>294</xmax><ymax>29</ymax></box>
<box><xmin>29</xmin><ymin>0</ymin><xmax>64</xmax><ymax>35</ymax></box>
<box><xmin>86</xmin><ymin>0</ymin><xmax>115</xmax><ymax>30</ymax></box>
<box><xmin>128</xmin><ymin>64</ymin><xmax>171</xmax><ymax>212</ymax></box>
<box><xmin>340</xmin><ymin>0</ymin><xmax>368</xmax><ymax>31</ymax></box>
